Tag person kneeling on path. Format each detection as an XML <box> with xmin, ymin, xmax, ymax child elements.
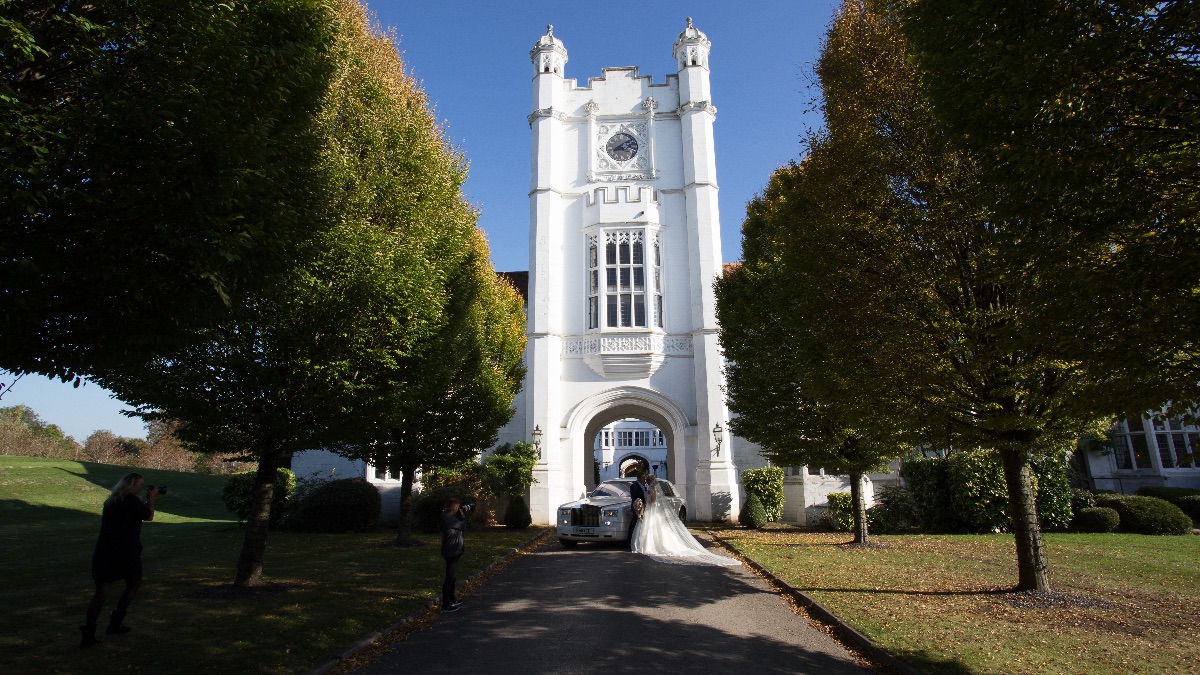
<box><xmin>440</xmin><ymin>498</ymin><xmax>470</xmax><ymax>612</ymax></box>
<box><xmin>81</xmin><ymin>473</ymin><xmax>163</xmax><ymax>647</ymax></box>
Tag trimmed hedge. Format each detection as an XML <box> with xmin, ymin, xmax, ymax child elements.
<box><xmin>1070</xmin><ymin>488</ymin><xmax>1097</xmax><ymax>513</ymax></box>
<box><xmin>222</xmin><ymin>468</ymin><xmax>296</xmax><ymax>527</ymax></box>
<box><xmin>1071</xmin><ymin>507</ymin><xmax>1120</xmax><ymax>533</ymax></box>
<box><xmin>503</xmin><ymin>495</ymin><xmax>532</xmax><ymax>529</ymax></box>
<box><xmin>867</xmin><ymin>484</ymin><xmax>919</xmax><ymax>533</ymax></box>
<box><xmin>825</xmin><ymin>492</ymin><xmax>853</xmax><ymax>531</ymax></box>
<box><xmin>739</xmin><ymin>493</ymin><xmax>767</xmax><ymax>529</ymax></box>
<box><xmin>284</xmin><ymin>478</ymin><xmax>380</xmax><ymax>532</ymax></box>
<box><xmin>741</xmin><ymin>466</ymin><xmax>784</xmax><ymax>522</ymax></box>
<box><xmin>901</xmin><ymin>450</ymin><xmax>1073</xmax><ymax>533</ymax></box>
<box><xmin>1176</xmin><ymin>495</ymin><xmax>1200</xmax><ymax>521</ymax></box>
<box><xmin>1095</xmin><ymin>494</ymin><xmax>1192</xmax><ymax>535</ymax></box>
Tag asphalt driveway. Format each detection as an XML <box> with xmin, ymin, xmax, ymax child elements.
<box><xmin>350</xmin><ymin>536</ymin><xmax>867</xmax><ymax>674</ymax></box>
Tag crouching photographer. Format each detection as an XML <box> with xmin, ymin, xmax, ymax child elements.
<box><xmin>439</xmin><ymin>499</ymin><xmax>473</xmax><ymax>612</ymax></box>
<box><xmin>81</xmin><ymin>474</ymin><xmax>165</xmax><ymax>647</ymax></box>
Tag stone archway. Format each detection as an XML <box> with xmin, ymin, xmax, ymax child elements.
<box><xmin>561</xmin><ymin>386</ymin><xmax>693</xmax><ymax>507</ymax></box>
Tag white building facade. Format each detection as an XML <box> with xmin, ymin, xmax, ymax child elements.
<box><xmin>495</xmin><ymin>22</ymin><xmax>747</xmax><ymax>525</ymax></box>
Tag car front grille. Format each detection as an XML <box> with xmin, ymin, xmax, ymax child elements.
<box><xmin>571</xmin><ymin>505</ymin><xmax>601</xmax><ymax>527</ymax></box>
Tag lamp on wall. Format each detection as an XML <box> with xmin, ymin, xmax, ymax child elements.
<box><xmin>532</xmin><ymin>425</ymin><xmax>543</xmax><ymax>459</ymax></box>
<box><xmin>712</xmin><ymin>422</ymin><xmax>724</xmax><ymax>457</ymax></box>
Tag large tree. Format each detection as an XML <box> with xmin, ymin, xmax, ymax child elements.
<box><xmin>343</xmin><ymin>229</ymin><xmax>527</xmax><ymax>546</ymax></box>
<box><xmin>96</xmin><ymin>0</ymin><xmax>482</xmax><ymax>586</ymax></box>
<box><xmin>730</xmin><ymin>0</ymin><xmax>1116</xmax><ymax>590</ymax></box>
<box><xmin>903</xmin><ymin>0</ymin><xmax>1200</xmax><ymax>413</ymax></box>
<box><xmin>1</xmin><ymin>0</ymin><xmax>338</xmax><ymax>382</ymax></box>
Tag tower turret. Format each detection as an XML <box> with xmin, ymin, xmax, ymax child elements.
<box><xmin>672</xmin><ymin>17</ymin><xmax>711</xmax><ymax>104</ymax></box>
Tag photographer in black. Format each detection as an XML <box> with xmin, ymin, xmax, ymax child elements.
<box><xmin>439</xmin><ymin>498</ymin><xmax>472</xmax><ymax>612</ymax></box>
<box><xmin>80</xmin><ymin>473</ymin><xmax>164</xmax><ymax>647</ymax></box>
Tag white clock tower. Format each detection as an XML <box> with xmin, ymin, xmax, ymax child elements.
<box><xmin>513</xmin><ymin>20</ymin><xmax>741</xmax><ymax>524</ymax></box>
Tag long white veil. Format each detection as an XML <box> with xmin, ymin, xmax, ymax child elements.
<box><xmin>632</xmin><ymin>483</ymin><xmax>740</xmax><ymax>567</ymax></box>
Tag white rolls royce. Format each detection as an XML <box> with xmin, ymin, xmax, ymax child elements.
<box><xmin>555</xmin><ymin>478</ymin><xmax>687</xmax><ymax>548</ymax></box>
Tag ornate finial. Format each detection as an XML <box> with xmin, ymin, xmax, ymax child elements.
<box><xmin>686</xmin><ymin>17</ymin><xmax>693</xmax><ymax>29</ymax></box>
<box><xmin>547</xmin><ymin>24</ymin><xmax>553</xmax><ymax>37</ymax></box>
<box><xmin>642</xmin><ymin>96</ymin><xmax>659</xmax><ymax>112</ymax></box>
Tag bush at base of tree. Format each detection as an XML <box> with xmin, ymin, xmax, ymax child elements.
<box><xmin>1095</xmin><ymin>495</ymin><xmax>1192</xmax><ymax>535</ymax></box>
<box><xmin>410</xmin><ymin>484</ymin><xmax>481</xmax><ymax>534</ymax></box>
<box><xmin>284</xmin><ymin>478</ymin><xmax>380</xmax><ymax>532</ymax></box>
<box><xmin>222</xmin><ymin>469</ymin><xmax>296</xmax><ymax>526</ymax></box>
<box><xmin>901</xmin><ymin>451</ymin><xmax>1073</xmax><ymax>533</ymax></box>
<box><xmin>503</xmin><ymin>495</ymin><xmax>532</xmax><ymax>529</ymax></box>
<box><xmin>741</xmin><ymin>466</ymin><xmax>785</xmax><ymax>522</ymax></box>
<box><xmin>866</xmin><ymin>484</ymin><xmax>919</xmax><ymax>534</ymax></box>
<box><xmin>824</xmin><ymin>492</ymin><xmax>853</xmax><ymax>531</ymax></box>
<box><xmin>1070</xmin><ymin>507</ymin><xmax>1120</xmax><ymax>533</ymax></box>
<box><xmin>739</xmin><ymin>493</ymin><xmax>767</xmax><ymax>529</ymax></box>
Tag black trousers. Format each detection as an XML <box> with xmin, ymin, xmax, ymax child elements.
<box><xmin>442</xmin><ymin>554</ymin><xmax>462</xmax><ymax>605</ymax></box>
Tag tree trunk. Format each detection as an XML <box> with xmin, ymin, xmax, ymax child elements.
<box><xmin>235</xmin><ymin>452</ymin><xmax>281</xmax><ymax>587</ymax></box>
<box><xmin>394</xmin><ymin>462</ymin><xmax>417</xmax><ymax>546</ymax></box>
<box><xmin>999</xmin><ymin>446</ymin><xmax>1050</xmax><ymax>592</ymax></box>
<box><xmin>849</xmin><ymin>471</ymin><xmax>869</xmax><ymax>545</ymax></box>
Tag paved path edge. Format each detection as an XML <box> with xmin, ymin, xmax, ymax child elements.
<box><xmin>304</xmin><ymin>527</ymin><xmax>555</xmax><ymax>675</ymax></box>
<box><xmin>707</xmin><ymin>530</ymin><xmax>921</xmax><ymax>675</ymax></box>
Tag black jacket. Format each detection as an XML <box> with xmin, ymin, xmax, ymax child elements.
<box><xmin>440</xmin><ymin>511</ymin><xmax>465</xmax><ymax>559</ymax></box>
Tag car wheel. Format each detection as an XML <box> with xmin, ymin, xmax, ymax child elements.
<box><xmin>560</xmin><ymin>539</ymin><xmax>578</xmax><ymax>548</ymax></box>
<box><xmin>678</xmin><ymin>506</ymin><xmax>687</xmax><ymax>521</ymax></box>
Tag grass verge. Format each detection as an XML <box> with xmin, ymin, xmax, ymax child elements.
<box><xmin>0</xmin><ymin>456</ymin><xmax>543</xmax><ymax>674</ymax></box>
<box><xmin>712</xmin><ymin>526</ymin><xmax>1200</xmax><ymax>675</ymax></box>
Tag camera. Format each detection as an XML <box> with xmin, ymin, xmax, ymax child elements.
<box><xmin>147</xmin><ymin>484</ymin><xmax>168</xmax><ymax>495</ymax></box>
<box><xmin>460</xmin><ymin>503</ymin><xmax>475</xmax><ymax>513</ymax></box>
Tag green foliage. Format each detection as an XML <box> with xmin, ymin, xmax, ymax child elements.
<box><xmin>1031</xmin><ymin>453</ymin><xmax>1074</xmax><ymax>531</ymax></box>
<box><xmin>866</xmin><ymin>484</ymin><xmax>920</xmax><ymax>534</ymax></box>
<box><xmin>481</xmin><ymin>442</ymin><xmax>538</xmax><ymax>499</ymax></box>
<box><xmin>1176</xmin><ymin>496</ymin><xmax>1200</xmax><ymax>522</ymax></box>
<box><xmin>410</xmin><ymin>484</ymin><xmax>479</xmax><ymax>534</ymax></box>
<box><xmin>900</xmin><ymin>457</ymin><xmax>954</xmax><ymax>532</ymax></box>
<box><xmin>284</xmin><ymin>478</ymin><xmax>380</xmax><ymax>533</ymax></box>
<box><xmin>902</xmin><ymin>451</ymin><xmax>1072</xmax><ymax>533</ymax></box>
<box><xmin>1135</xmin><ymin>486</ymin><xmax>1200</xmax><ymax>504</ymax></box>
<box><xmin>1</xmin><ymin>0</ymin><xmax>339</xmax><ymax>382</ymax></box>
<box><xmin>740</xmin><ymin>466</ymin><xmax>785</xmax><ymax>522</ymax></box>
<box><xmin>503</xmin><ymin>495</ymin><xmax>532</xmax><ymax>530</ymax></box>
<box><xmin>1096</xmin><ymin>495</ymin><xmax>1192</xmax><ymax>535</ymax></box>
<box><xmin>1071</xmin><ymin>507</ymin><xmax>1120</xmax><ymax>533</ymax></box>
<box><xmin>825</xmin><ymin>492</ymin><xmax>853</xmax><ymax>532</ymax></box>
<box><xmin>739</xmin><ymin>493</ymin><xmax>768</xmax><ymax>529</ymax></box>
<box><xmin>222</xmin><ymin>469</ymin><xmax>295</xmax><ymax>526</ymax></box>
<box><xmin>1070</xmin><ymin>488</ymin><xmax>1098</xmax><ymax>514</ymax></box>
<box><xmin>945</xmin><ymin>450</ymin><xmax>1010</xmax><ymax>534</ymax></box>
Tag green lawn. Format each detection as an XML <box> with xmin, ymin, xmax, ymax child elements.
<box><xmin>0</xmin><ymin>456</ymin><xmax>542</xmax><ymax>674</ymax></box>
<box><xmin>713</xmin><ymin>526</ymin><xmax>1200</xmax><ymax>675</ymax></box>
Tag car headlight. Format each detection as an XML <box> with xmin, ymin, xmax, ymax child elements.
<box><xmin>602</xmin><ymin>509</ymin><xmax>618</xmax><ymax>518</ymax></box>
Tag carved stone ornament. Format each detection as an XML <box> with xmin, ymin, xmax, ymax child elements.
<box><xmin>641</xmin><ymin>96</ymin><xmax>659</xmax><ymax>112</ymax></box>
<box><xmin>677</xmin><ymin>101</ymin><xmax>717</xmax><ymax>116</ymax></box>
<box><xmin>563</xmin><ymin>333</ymin><xmax>694</xmax><ymax>379</ymax></box>
<box><xmin>593</xmin><ymin>121</ymin><xmax>654</xmax><ymax>179</ymax></box>
<box><xmin>584</xmin><ymin>100</ymin><xmax>600</xmax><ymax>116</ymax></box>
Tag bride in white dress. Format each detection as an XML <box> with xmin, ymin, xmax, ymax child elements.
<box><xmin>631</xmin><ymin>478</ymin><xmax>740</xmax><ymax>567</ymax></box>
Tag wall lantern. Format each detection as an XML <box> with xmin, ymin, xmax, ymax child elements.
<box><xmin>712</xmin><ymin>422</ymin><xmax>724</xmax><ymax>456</ymax></box>
<box><xmin>532</xmin><ymin>424</ymin><xmax>543</xmax><ymax>459</ymax></box>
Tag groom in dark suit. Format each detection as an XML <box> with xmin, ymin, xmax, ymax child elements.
<box><xmin>629</xmin><ymin>470</ymin><xmax>648</xmax><ymax>519</ymax></box>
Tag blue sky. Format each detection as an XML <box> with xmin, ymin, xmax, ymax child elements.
<box><xmin>1</xmin><ymin>0</ymin><xmax>839</xmax><ymax>442</ymax></box>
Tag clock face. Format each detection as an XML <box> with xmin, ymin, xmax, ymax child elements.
<box><xmin>605</xmin><ymin>132</ymin><xmax>639</xmax><ymax>162</ymax></box>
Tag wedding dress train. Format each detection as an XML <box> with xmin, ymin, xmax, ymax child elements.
<box><xmin>631</xmin><ymin>486</ymin><xmax>740</xmax><ymax>567</ymax></box>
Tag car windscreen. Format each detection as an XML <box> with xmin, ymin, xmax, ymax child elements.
<box><xmin>593</xmin><ymin>482</ymin><xmax>631</xmax><ymax>498</ymax></box>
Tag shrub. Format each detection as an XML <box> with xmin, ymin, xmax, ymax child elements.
<box><xmin>503</xmin><ymin>495</ymin><xmax>532</xmax><ymax>529</ymax></box>
<box><xmin>1070</xmin><ymin>488</ymin><xmax>1097</xmax><ymax>513</ymax></box>
<box><xmin>1175</xmin><ymin>495</ymin><xmax>1200</xmax><ymax>521</ymax></box>
<box><xmin>741</xmin><ymin>466</ymin><xmax>784</xmax><ymax>522</ymax></box>
<box><xmin>284</xmin><ymin>478</ymin><xmax>380</xmax><ymax>532</ymax></box>
<box><xmin>222</xmin><ymin>468</ymin><xmax>295</xmax><ymax>526</ymax></box>
<box><xmin>739</xmin><ymin>493</ymin><xmax>767</xmax><ymax>529</ymax></box>
<box><xmin>1032</xmin><ymin>452</ymin><xmax>1074</xmax><ymax>531</ymax></box>
<box><xmin>901</xmin><ymin>457</ymin><xmax>954</xmax><ymax>532</ymax></box>
<box><xmin>867</xmin><ymin>484</ymin><xmax>919</xmax><ymax>533</ymax></box>
<box><xmin>946</xmin><ymin>450</ymin><xmax>1010</xmax><ymax>533</ymax></box>
<box><xmin>1071</xmin><ymin>507</ymin><xmax>1120</xmax><ymax>533</ymax></box>
<box><xmin>411</xmin><ymin>484</ymin><xmax>479</xmax><ymax>533</ymax></box>
<box><xmin>1098</xmin><ymin>495</ymin><xmax>1191</xmax><ymax>535</ymax></box>
<box><xmin>481</xmin><ymin>442</ymin><xmax>538</xmax><ymax>499</ymax></box>
<box><xmin>825</xmin><ymin>492</ymin><xmax>853</xmax><ymax>531</ymax></box>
